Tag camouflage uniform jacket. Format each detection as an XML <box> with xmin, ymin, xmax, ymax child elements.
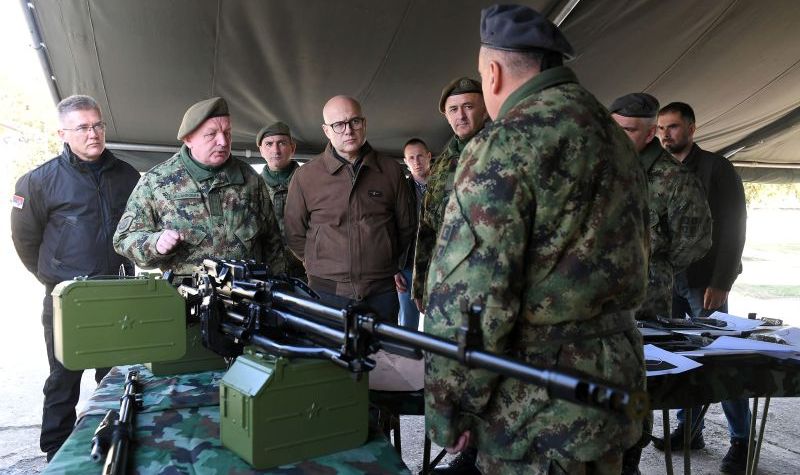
<box><xmin>411</xmin><ymin>129</ymin><xmax>483</xmax><ymax>303</ymax></box>
<box><xmin>261</xmin><ymin>161</ymin><xmax>306</xmax><ymax>279</ymax></box>
<box><xmin>636</xmin><ymin>139</ymin><xmax>712</xmax><ymax>320</ymax></box>
<box><xmin>113</xmin><ymin>145</ymin><xmax>286</xmax><ymax>275</ymax></box>
<box><xmin>424</xmin><ymin>67</ymin><xmax>649</xmax><ymax>466</ymax></box>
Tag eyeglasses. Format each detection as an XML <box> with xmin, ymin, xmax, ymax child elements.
<box><xmin>325</xmin><ymin>117</ymin><xmax>365</xmax><ymax>134</ymax></box>
<box><xmin>62</xmin><ymin>122</ymin><xmax>107</xmax><ymax>134</ymax></box>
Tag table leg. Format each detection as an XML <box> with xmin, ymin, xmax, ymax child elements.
<box><xmin>662</xmin><ymin>409</ymin><xmax>674</xmax><ymax>475</ymax></box>
<box><xmin>746</xmin><ymin>397</ymin><xmax>759</xmax><ymax>475</ymax></box>
<box><xmin>683</xmin><ymin>407</ymin><xmax>691</xmax><ymax>475</ymax></box>
<box><xmin>747</xmin><ymin>397</ymin><xmax>770</xmax><ymax>475</ymax></box>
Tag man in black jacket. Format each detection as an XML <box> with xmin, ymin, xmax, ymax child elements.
<box><xmin>656</xmin><ymin>101</ymin><xmax>749</xmax><ymax>474</ymax></box>
<box><xmin>10</xmin><ymin>95</ymin><xmax>140</xmax><ymax>462</ymax></box>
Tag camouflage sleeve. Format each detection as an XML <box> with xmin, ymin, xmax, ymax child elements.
<box><xmin>112</xmin><ymin>176</ymin><xmax>167</xmax><ymax>269</ymax></box>
<box><xmin>668</xmin><ymin>170</ymin><xmax>712</xmax><ymax>271</ymax></box>
<box><xmin>256</xmin><ymin>178</ymin><xmax>287</xmax><ymax>275</ymax></box>
<box><xmin>424</xmin><ymin>133</ymin><xmax>528</xmax><ymax>446</ymax></box>
<box><xmin>411</xmin><ymin>204</ymin><xmax>435</xmax><ymax>301</ymax></box>
<box><xmin>283</xmin><ymin>170</ymin><xmax>308</xmax><ymax>262</ymax></box>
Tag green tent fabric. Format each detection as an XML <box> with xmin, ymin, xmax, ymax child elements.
<box><xmin>24</xmin><ymin>0</ymin><xmax>800</xmax><ymax>181</ymax></box>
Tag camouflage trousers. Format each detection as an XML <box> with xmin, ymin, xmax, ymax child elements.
<box><xmin>477</xmin><ymin>449</ymin><xmax>623</xmax><ymax>475</ymax></box>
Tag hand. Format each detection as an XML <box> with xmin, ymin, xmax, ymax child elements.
<box><xmin>703</xmin><ymin>287</ymin><xmax>729</xmax><ymax>311</ymax></box>
<box><xmin>394</xmin><ymin>272</ymin><xmax>408</xmax><ymax>293</ymax></box>
<box><xmin>445</xmin><ymin>430</ymin><xmax>471</xmax><ymax>454</ymax></box>
<box><xmin>156</xmin><ymin>229</ymin><xmax>183</xmax><ymax>255</ymax></box>
<box><xmin>414</xmin><ymin>298</ymin><xmax>425</xmax><ymax>313</ymax></box>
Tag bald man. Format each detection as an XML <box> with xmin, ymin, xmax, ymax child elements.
<box><xmin>284</xmin><ymin>95</ymin><xmax>414</xmax><ymax>322</ymax></box>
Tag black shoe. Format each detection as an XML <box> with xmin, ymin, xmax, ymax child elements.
<box><xmin>720</xmin><ymin>438</ymin><xmax>748</xmax><ymax>475</ymax></box>
<box><xmin>621</xmin><ymin>447</ymin><xmax>642</xmax><ymax>475</ymax></box>
<box><xmin>651</xmin><ymin>424</ymin><xmax>705</xmax><ymax>451</ymax></box>
<box><xmin>431</xmin><ymin>448</ymin><xmax>480</xmax><ymax>475</ymax></box>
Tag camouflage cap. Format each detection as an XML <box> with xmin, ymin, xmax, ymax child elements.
<box><xmin>177</xmin><ymin>97</ymin><xmax>229</xmax><ymax>140</ymax></box>
<box><xmin>480</xmin><ymin>4</ymin><xmax>574</xmax><ymax>59</ymax></box>
<box><xmin>609</xmin><ymin>93</ymin><xmax>660</xmax><ymax>118</ymax></box>
<box><xmin>256</xmin><ymin>121</ymin><xmax>292</xmax><ymax>146</ymax></box>
<box><xmin>439</xmin><ymin>77</ymin><xmax>482</xmax><ymax>113</ymax></box>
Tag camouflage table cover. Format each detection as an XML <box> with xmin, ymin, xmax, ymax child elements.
<box><xmin>647</xmin><ymin>352</ymin><xmax>800</xmax><ymax>409</ymax></box>
<box><xmin>45</xmin><ymin>365</ymin><xmax>410</xmax><ymax>474</ymax></box>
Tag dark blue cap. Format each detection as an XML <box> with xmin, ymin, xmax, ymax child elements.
<box><xmin>609</xmin><ymin>93</ymin><xmax>660</xmax><ymax>118</ymax></box>
<box><xmin>480</xmin><ymin>4</ymin><xmax>574</xmax><ymax>59</ymax></box>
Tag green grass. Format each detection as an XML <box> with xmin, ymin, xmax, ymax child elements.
<box><xmin>732</xmin><ymin>284</ymin><xmax>800</xmax><ymax>299</ymax></box>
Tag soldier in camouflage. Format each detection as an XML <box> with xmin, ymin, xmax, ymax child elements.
<box><xmin>411</xmin><ymin>77</ymin><xmax>488</xmax><ymax>313</ymax></box>
<box><xmin>114</xmin><ymin>97</ymin><xmax>286</xmax><ymax>275</ymax></box>
<box><xmin>424</xmin><ymin>5</ymin><xmax>649</xmax><ymax>474</ymax></box>
<box><xmin>610</xmin><ymin>93</ymin><xmax>712</xmax><ymax>321</ymax></box>
<box><xmin>257</xmin><ymin>121</ymin><xmax>306</xmax><ymax>279</ymax></box>
<box><xmin>610</xmin><ymin>93</ymin><xmax>712</xmax><ymax>475</ymax></box>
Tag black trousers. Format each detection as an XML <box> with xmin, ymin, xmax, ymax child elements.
<box><xmin>40</xmin><ymin>287</ymin><xmax>109</xmax><ymax>458</ymax></box>
<box><xmin>311</xmin><ymin>287</ymin><xmax>400</xmax><ymax>325</ymax></box>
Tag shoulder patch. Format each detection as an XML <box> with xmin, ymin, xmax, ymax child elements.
<box><xmin>11</xmin><ymin>195</ymin><xmax>24</xmax><ymax>209</ymax></box>
<box><xmin>116</xmin><ymin>212</ymin><xmax>135</xmax><ymax>233</ymax></box>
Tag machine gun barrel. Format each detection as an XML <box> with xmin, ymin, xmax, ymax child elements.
<box><xmin>185</xmin><ymin>259</ymin><xmax>648</xmax><ymax>421</ymax></box>
<box><xmin>101</xmin><ymin>370</ymin><xmax>141</xmax><ymax>475</ymax></box>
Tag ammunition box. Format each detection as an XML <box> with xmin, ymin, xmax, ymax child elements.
<box><xmin>220</xmin><ymin>349</ymin><xmax>368</xmax><ymax>469</ymax></box>
<box><xmin>53</xmin><ymin>275</ymin><xmax>186</xmax><ymax>370</ymax></box>
<box><xmin>145</xmin><ymin>324</ymin><xmax>228</xmax><ymax>375</ymax></box>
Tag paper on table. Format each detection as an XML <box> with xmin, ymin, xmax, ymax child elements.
<box><xmin>644</xmin><ymin>344</ymin><xmax>703</xmax><ymax>376</ymax></box>
<box><xmin>771</xmin><ymin>327</ymin><xmax>800</xmax><ymax>347</ymax></box>
<box><xmin>708</xmin><ymin>311</ymin><xmax>763</xmax><ymax>331</ymax></box>
<box><xmin>705</xmin><ymin>335</ymin><xmax>800</xmax><ymax>353</ymax></box>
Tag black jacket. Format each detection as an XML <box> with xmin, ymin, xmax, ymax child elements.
<box><xmin>11</xmin><ymin>145</ymin><xmax>140</xmax><ymax>286</ymax></box>
<box><xmin>682</xmin><ymin>143</ymin><xmax>747</xmax><ymax>290</ymax></box>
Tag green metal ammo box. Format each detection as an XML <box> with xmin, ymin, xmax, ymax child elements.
<box><xmin>145</xmin><ymin>324</ymin><xmax>228</xmax><ymax>376</ymax></box>
<box><xmin>52</xmin><ymin>275</ymin><xmax>186</xmax><ymax>370</ymax></box>
<box><xmin>220</xmin><ymin>348</ymin><xmax>369</xmax><ymax>469</ymax></box>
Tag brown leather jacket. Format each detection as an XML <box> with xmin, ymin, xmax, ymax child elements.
<box><xmin>284</xmin><ymin>143</ymin><xmax>414</xmax><ymax>299</ymax></box>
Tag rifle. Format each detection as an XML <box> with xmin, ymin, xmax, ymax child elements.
<box><xmin>90</xmin><ymin>370</ymin><xmax>141</xmax><ymax>475</ymax></box>
<box><xmin>172</xmin><ymin>258</ymin><xmax>648</xmax><ymax>421</ymax></box>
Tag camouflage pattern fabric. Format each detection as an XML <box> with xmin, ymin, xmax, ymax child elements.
<box><xmin>636</xmin><ymin>139</ymin><xmax>712</xmax><ymax>320</ymax></box>
<box><xmin>411</xmin><ymin>129</ymin><xmax>483</xmax><ymax>304</ymax></box>
<box><xmin>648</xmin><ymin>352</ymin><xmax>800</xmax><ymax>410</ymax></box>
<box><xmin>260</xmin><ymin>162</ymin><xmax>306</xmax><ymax>280</ymax></box>
<box><xmin>423</xmin><ymin>66</ymin><xmax>649</xmax><ymax>470</ymax></box>
<box><xmin>113</xmin><ymin>146</ymin><xmax>286</xmax><ymax>275</ymax></box>
<box><xmin>45</xmin><ymin>365</ymin><xmax>409</xmax><ymax>474</ymax></box>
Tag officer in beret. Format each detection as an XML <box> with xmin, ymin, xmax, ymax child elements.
<box><xmin>424</xmin><ymin>5</ymin><xmax>649</xmax><ymax>473</ymax></box>
<box><xmin>610</xmin><ymin>93</ymin><xmax>711</xmax><ymax>474</ymax></box>
<box><xmin>257</xmin><ymin>121</ymin><xmax>306</xmax><ymax>279</ymax></box>
<box><xmin>114</xmin><ymin>97</ymin><xmax>286</xmax><ymax>275</ymax></box>
<box><xmin>410</xmin><ymin>77</ymin><xmax>488</xmax><ymax>321</ymax></box>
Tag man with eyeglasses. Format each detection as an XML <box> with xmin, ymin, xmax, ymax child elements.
<box><xmin>114</xmin><ymin>97</ymin><xmax>286</xmax><ymax>275</ymax></box>
<box><xmin>256</xmin><ymin>121</ymin><xmax>305</xmax><ymax>279</ymax></box>
<box><xmin>284</xmin><ymin>95</ymin><xmax>414</xmax><ymax>322</ymax></box>
<box><xmin>11</xmin><ymin>94</ymin><xmax>140</xmax><ymax>462</ymax></box>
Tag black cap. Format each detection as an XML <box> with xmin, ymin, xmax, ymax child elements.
<box><xmin>439</xmin><ymin>77</ymin><xmax>482</xmax><ymax>113</ymax></box>
<box><xmin>609</xmin><ymin>93</ymin><xmax>660</xmax><ymax>118</ymax></box>
<box><xmin>480</xmin><ymin>4</ymin><xmax>574</xmax><ymax>59</ymax></box>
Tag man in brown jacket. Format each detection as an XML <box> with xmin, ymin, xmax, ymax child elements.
<box><xmin>284</xmin><ymin>95</ymin><xmax>414</xmax><ymax>322</ymax></box>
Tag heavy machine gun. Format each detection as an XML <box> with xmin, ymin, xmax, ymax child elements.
<box><xmin>174</xmin><ymin>258</ymin><xmax>647</xmax><ymax>419</ymax></box>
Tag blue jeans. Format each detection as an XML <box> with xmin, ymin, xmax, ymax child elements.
<box><xmin>673</xmin><ymin>271</ymin><xmax>751</xmax><ymax>440</ymax></box>
<box><xmin>396</xmin><ymin>268</ymin><xmax>420</xmax><ymax>330</ymax></box>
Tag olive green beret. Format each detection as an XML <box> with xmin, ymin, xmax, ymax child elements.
<box><xmin>609</xmin><ymin>93</ymin><xmax>660</xmax><ymax>119</ymax></box>
<box><xmin>480</xmin><ymin>4</ymin><xmax>574</xmax><ymax>59</ymax></box>
<box><xmin>256</xmin><ymin>121</ymin><xmax>292</xmax><ymax>146</ymax></box>
<box><xmin>177</xmin><ymin>97</ymin><xmax>229</xmax><ymax>140</ymax></box>
<box><xmin>439</xmin><ymin>77</ymin><xmax>482</xmax><ymax>113</ymax></box>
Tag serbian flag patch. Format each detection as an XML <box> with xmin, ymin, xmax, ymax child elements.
<box><xmin>11</xmin><ymin>195</ymin><xmax>24</xmax><ymax>209</ymax></box>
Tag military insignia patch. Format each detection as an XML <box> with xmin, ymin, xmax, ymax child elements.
<box><xmin>459</xmin><ymin>79</ymin><xmax>472</xmax><ymax>88</ymax></box>
<box><xmin>11</xmin><ymin>195</ymin><xmax>24</xmax><ymax>209</ymax></box>
<box><xmin>117</xmin><ymin>212</ymin><xmax>134</xmax><ymax>232</ymax></box>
